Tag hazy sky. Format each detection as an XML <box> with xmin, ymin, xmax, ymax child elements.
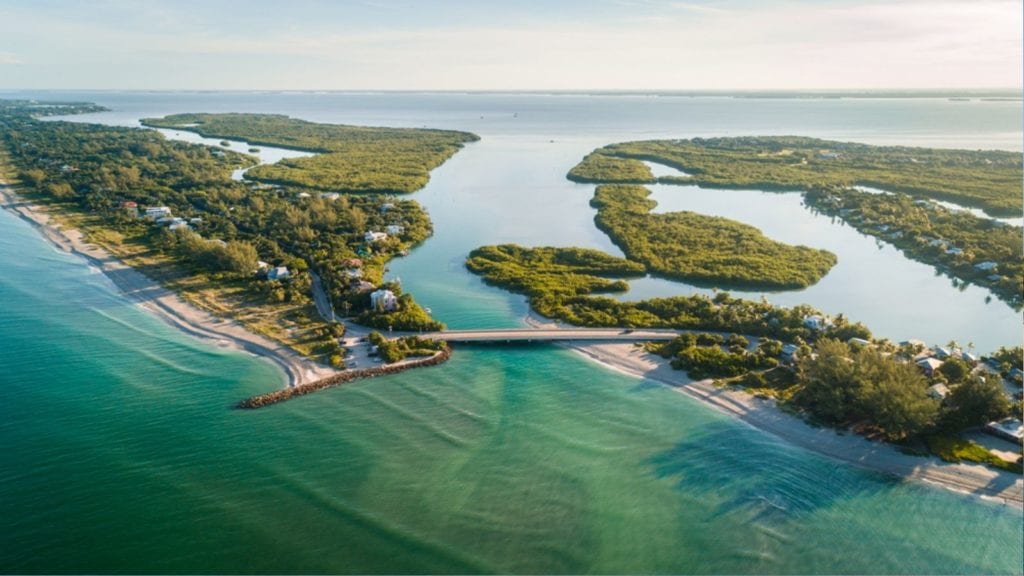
<box><xmin>1</xmin><ymin>0</ymin><xmax>1021</xmax><ymax>90</ymax></box>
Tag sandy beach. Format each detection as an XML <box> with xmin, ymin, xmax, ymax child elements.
<box><xmin>0</xmin><ymin>180</ymin><xmax>337</xmax><ymax>388</ymax></box>
<box><xmin>523</xmin><ymin>314</ymin><xmax>1024</xmax><ymax>507</ymax></box>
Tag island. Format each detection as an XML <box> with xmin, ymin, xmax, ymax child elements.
<box><xmin>568</xmin><ymin>136</ymin><xmax>1023</xmax><ymax>217</ymax></box>
<box><xmin>0</xmin><ymin>100</ymin><xmax>476</xmax><ymax>384</ymax></box>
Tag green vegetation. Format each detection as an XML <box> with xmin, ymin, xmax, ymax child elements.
<box><xmin>793</xmin><ymin>339</ymin><xmax>939</xmax><ymax>441</ymax></box>
<box><xmin>0</xmin><ymin>100</ymin><xmax>461</xmax><ymax>361</ymax></box>
<box><xmin>142</xmin><ymin>113</ymin><xmax>479</xmax><ymax>193</ymax></box>
<box><xmin>466</xmin><ymin>244</ymin><xmax>857</xmax><ymax>341</ymax></box>
<box><xmin>648</xmin><ymin>332</ymin><xmax>779</xmax><ymax>379</ymax></box>
<box><xmin>356</xmin><ymin>282</ymin><xmax>444</xmax><ymax>332</ymax></box>
<box><xmin>367</xmin><ymin>331</ymin><xmax>446</xmax><ymax>363</ymax></box>
<box><xmin>927</xmin><ymin>436</ymin><xmax>1023</xmax><ymax>474</ymax></box>
<box><xmin>591</xmin><ymin>185</ymin><xmax>836</xmax><ymax>289</ymax></box>
<box><xmin>466</xmin><ymin>244</ymin><xmax>645</xmax><ymax>298</ymax></box>
<box><xmin>0</xmin><ymin>99</ymin><xmax>108</xmax><ymax>117</ymax></box>
<box><xmin>568</xmin><ymin>152</ymin><xmax>653</xmax><ymax>183</ymax></box>
<box><xmin>805</xmin><ymin>186</ymin><xmax>1023</xmax><ymax>305</ymax></box>
<box><xmin>570</xmin><ymin>136</ymin><xmax>1023</xmax><ymax>217</ymax></box>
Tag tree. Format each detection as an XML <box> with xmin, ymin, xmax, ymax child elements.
<box><xmin>941</xmin><ymin>376</ymin><xmax>1012</xmax><ymax>431</ymax></box>
<box><xmin>795</xmin><ymin>339</ymin><xmax>858</xmax><ymax>423</ymax></box>
<box><xmin>938</xmin><ymin>358</ymin><xmax>970</xmax><ymax>384</ymax></box>
<box><xmin>853</xmin><ymin>350</ymin><xmax>938</xmax><ymax>440</ymax></box>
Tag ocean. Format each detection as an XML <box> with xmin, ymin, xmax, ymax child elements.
<box><xmin>1</xmin><ymin>91</ymin><xmax>1021</xmax><ymax>573</ymax></box>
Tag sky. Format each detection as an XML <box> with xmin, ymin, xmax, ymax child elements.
<box><xmin>0</xmin><ymin>0</ymin><xmax>1021</xmax><ymax>91</ymax></box>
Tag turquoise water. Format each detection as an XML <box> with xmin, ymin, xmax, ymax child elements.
<box><xmin>1</xmin><ymin>92</ymin><xmax>1022</xmax><ymax>573</ymax></box>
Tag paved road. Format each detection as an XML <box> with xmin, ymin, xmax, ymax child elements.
<box><xmin>414</xmin><ymin>328</ymin><xmax>680</xmax><ymax>343</ymax></box>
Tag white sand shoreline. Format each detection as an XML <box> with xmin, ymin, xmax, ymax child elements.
<box><xmin>524</xmin><ymin>314</ymin><xmax>1024</xmax><ymax>508</ymax></box>
<box><xmin>0</xmin><ymin>180</ymin><xmax>338</xmax><ymax>388</ymax></box>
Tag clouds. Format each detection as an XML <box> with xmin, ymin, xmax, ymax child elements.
<box><xmin>0</xmin><ymin>0</ymin><xmax>1019</xmax><ymax>89</ymax></box>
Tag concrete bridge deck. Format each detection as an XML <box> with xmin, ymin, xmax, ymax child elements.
<box><xmin>411</xmin><ymin>328</ymin><xmax>680</xmax><ymax>343</ymax></box>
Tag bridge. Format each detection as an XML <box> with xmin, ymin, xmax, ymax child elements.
<box><xmin>411</xmin><ymin>328</ymin><xmax>681</xmax><ymax>344</ymax></box>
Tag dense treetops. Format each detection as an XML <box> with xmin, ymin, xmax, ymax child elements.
<box><xmin>466</xmin><ymin>244</ymin><xmax>645</xmax><ymax>298</ymax></box>
<box><xmin>805</xmin><ymin>186</ymin><xmax>1023</xmax><ymax>305</ymax></box>
<box><xmin>142</xmin><ymin>113</ymin><xmax>480</xmax><ymax>194</ymax></box>
<box><xmin>569</xmin><ymin>136</ymin><xmax>1023</xmax><ymax>217</ymax></box>
<box><xmin>0</xmin><ymin>99</ymin><xmax>108</xmax><ymax>117</ymax></box>
<box><xmin>592</xmin><ymin>185</ymin><xmax>837</xmax><ymax>289</ymax></box>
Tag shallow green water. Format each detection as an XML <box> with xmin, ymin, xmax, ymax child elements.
<box><xmin>0</xmin><ymin>207</ymin><xmax>1021</xmax><ymax>574</ymax></box>
<box><xmin>1</xmin><ymin>92</ymin><xmax>1022</xmax><ymax>573</ymax></box>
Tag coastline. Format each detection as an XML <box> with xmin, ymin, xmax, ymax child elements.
<box><xmin>0</xmin><ymin>179</ymin><xmax>338</xmax><ymax>388</ymax></box>
<box><xmin>524</xmin><ymin>313</ymin><xmax>1024</xmax><ymax>507</ymax></box>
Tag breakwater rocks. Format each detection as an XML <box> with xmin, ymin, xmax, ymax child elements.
<box><xmin>237</xmin><ymin>346</ymin><xmax>452</xmax><ymax>409</ymax></box>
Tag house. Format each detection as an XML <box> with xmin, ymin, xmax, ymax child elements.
<box><xmin>847</xmin><ymin>337</ymin><xmax>872</xmax><ymax>348</ymax></box>
<box><xmin>144</xmin><ymin>206</ymin><xmax>172</xmax><ymax>220</ymax></box>
<box><xmin>932</xmin><ymin>346</ymin><xmax>952</xmax><ymax>359</ymax></box>
<box><xmin>380</xmin><ymin>203</ymin><xmax>396</xmax><ymax>212</ymax></box>
<box><xmin>364</xmin><ymin>231</ymin><xmax>388</xmax><ymax>243</ymax></box>
<box><xmin>168</xmin><ymin>219</ymin><xmax>190</xmax><ymax>231</ymax></box>
<box><xmin>973</xmin><ymin>261</ymin><xmax>998</xmax><ymax>272</ymax></box>
<box><xmin>926</xmin><ymin>383</ymin><xmax>950</xmax><ymax>400</ymax></box>
<box><xmin>984</xmin><ymin>418</ymin><xmax>1024</xmax><ymax>443</ymax></box>
<box><xmin>780</xmin><ymin>343</ymin><xmax>799</xmax><ymax>362</ymax></box>
<box><xmin>385</xmin><ymin>224</ymin><xmax>404</xmax><ymax>235</ymax></box>
<box><xmin>344</xmin><ymin>268</ymin><xmax>363</xmax><ymax>279</ymax></box>
<box><xmin>319</xmin><ymin>192</ymin><xmax>341</xmax><ymax>201</ymax></box>
<box><xmin>916</xmin><ymin>357</ymin><xmax>944</xmax><ymax>377</ymax></box>
<box><xmin>267</xmin><ymin>266</ymin><xmax>291</xmax><ymax>281</ymax></box>
<box><xmin>803</xmin><ymin>315</ymin><xmax>830</xmax><ymax>331</ymax></box>
<box><xmin>256</xmin><ymin>260</ymin><xmax>270</xmax><ymax>271</ymax></box>
<box><xmin>342</xmin><ymin>258</ymin><xmax>363</xmax><ymax>268</ymax></box>
<box><xmin>959</xmin><ymin>351</ymin><xmax>978</xmax><ymax>364</ymax></box>
<box><xmin>944</xmin><ymin>247</ymin><xmax>963</xmax><ymax>256</ymax></box>
<box><xmin>296</xmin><ymin>192</ymin><xmax>311</xmax><ymax>199</ymax></box>
<box><xmin>121</xmin><ymin>201</ymin><xmax>139</xmax><ymax>217</ymax></box>
<box><xmin>818</xmin><ymin>151</ymin><xmax>841</xmax><ymax>159</ymax></box>
<box><xmin>986</xmin><ymin>274</ymin><xmax>1003</xmax><ymax>283</ymax></box>
<box><xmin>370</xmin><ymin>289</ymin><xmax>398</xmax><ymax>312</ymax></box>
<box><xmin>926</xmin><ymin>238</ymin><xmax>946</xmax><ymax>247</ymax></box>
<box><xmin>189</xmin><ymin>217</ymin><xmax>203</xmax><ymax>225</ymax></box>
<box><xmin>1009</xmin><ymin>368</ymin><xmax>1024</xmax><ymax>381</ymax></box>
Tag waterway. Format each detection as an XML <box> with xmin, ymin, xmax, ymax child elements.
<box><xmin>1</xmin><ymin>91</ymin><xmax>1021</xmax><ymax>573</ymax></box>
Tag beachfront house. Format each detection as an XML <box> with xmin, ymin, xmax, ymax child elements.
<box><xmin>933</xmin><ymin>346</ymin><xmax>953</xmax><ymax>359</ymax></box>
<box><xmin>916</xmin><ymin>357</ymin><xmax>944</xmax><ymax>377</ymax></box>
<box><xmin>370</xmin><ymin>289</ymin><xmax>398</xmax><ymax>312</ymax></box>
<box><xmin>365</xmin><ymin>231</ymin><xmax>388</xmax><ymax>243</ymax></box>
<box><xmin>267</xmin><ymin>266</ymin><xmax>291</xmax><ymax>281</ymax></box>
<box><xmin>974</xmin><ymin>261</ymin><xmax>998</xmax><ymax>272</ymax></box>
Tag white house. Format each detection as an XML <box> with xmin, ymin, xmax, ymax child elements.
<box><xmin>974</xmin><ymin>261</ymin><xmax>998</xmax><ymax>272</ymax></box>
<box><xmin>144</xmin><ymin>206</ymin><xmax>172</xmax><ymax>220</ymax></box>
<box><xmin>916</xmin><ymin>357</ymin><xmax>944</xmax><ymax>377</ymax></box>
<box><xmin>385</xmin><ymin>225</ymin><xmax>404</xmax><ymax>235</ymax></box>
<box><xmin>803</xmin><ymin>315</ymin><xmax>830</xmax><ymax>331</ymax></box>
<box><xmin>319</xmin><ymin>192</ymin><xmax>341</xmax><ymax>201</ymax></box>
<box><xmin>984</xmin><ymin>418</ymin><xmax>1024</xmax><ymax>443</ymax></box>
<box><xmin>267</xmin><ymin>266</ymin><xmax>291</xmax><ymax>281</ymax></box>
<box><xmin>370</xmin><ymin>289</ymin><xmax>398</xmax><ymax>312</ymax></box>
<box><xmin>926</xmin><ymin>383</ymin><xmax>950</xmax><ymax>400</ymax></box>
<box><xmin>944</xmin><ymin>246</ymin><xmax>963</xmax><ymax>256</ymax></box>
<box><xmin>365</xmin><ymin>231</ymin><xmax>388</xmax><ymax>243</ymax></box>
